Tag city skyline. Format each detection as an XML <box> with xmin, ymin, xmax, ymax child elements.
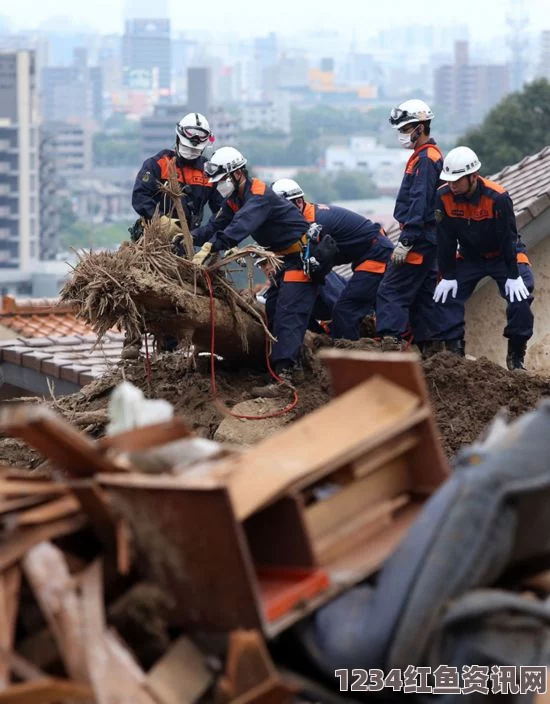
<box><xmin>3</xmin><ymin>0</ymin><xmax>548</xmax><ymax>41</ymax></box>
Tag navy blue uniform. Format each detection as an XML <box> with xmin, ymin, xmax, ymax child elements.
<box><xmin>193</xmin><ymin>178</ymin><xmax>316</xmax><ymax>371</ymax></box>
<box><xmin>376</xmin><ymin>140</ymin><xmax>443</xmax><ymax>342</ymax></box>
<box><xmin>435</xmin><ymin>177</ymin><xmax>534</xmax><ymax>343</ymax></box>
<box><xmin>301</xmin><ymin>202</ymin><xmax>394</xmax><ymax>340</ymax></box>
<box><xmin>132</xmin><ymin>149</ymin><xmax>223</xmax><ymax>229</ymax></box>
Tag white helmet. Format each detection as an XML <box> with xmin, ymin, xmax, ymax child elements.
<box><xmin>272</xmin><ymin>178</ymin><xmax>304</xmax><ymax>200</ymax></box>
<box><xmin>389</xmin><ymin>99</ymin><xmax>434</xmax><ymax>129</ymax></box>
<box><xmin>175</xmin><ymin>112</ymin><xmax>212</xmax><ymax>160</ymax></box>
<box><xmin>204</xmin><ymin>146</ymin><xmax>247</xmax><ymax>183</ymax></box>
<box><xmin>440</xmin><ymin>146</ymin><xmax>481</xmax><ymax>182</ymax></box>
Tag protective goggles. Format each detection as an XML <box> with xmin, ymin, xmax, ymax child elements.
<box><xmin>177</xmin><ymin>124</ymin><xmax>211</xmax><ymax>145</ymax></box>
<box><xmin>204</xmin><ymin>161</ymin><xmax>226</xmax><ymax>179</ymax></box>
<box><xmin>389</xmin><ymin>108</ymin><xmax>417</xmax><ymax>127</ymax></box>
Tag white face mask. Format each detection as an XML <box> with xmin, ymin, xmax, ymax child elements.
<box><xmin>398</xmin><ymin>132</ymin><xmax>414</xmax><ymax>149</ymax></box>
<box><xmin>217</xmin><ymin>177</ymin><xmax>235</xmax><ymax>199</ymax></box>
<box><xmin>177</xmin><ymin>143</ymin><xmax>203</xmax><ymax>160</ymax></box>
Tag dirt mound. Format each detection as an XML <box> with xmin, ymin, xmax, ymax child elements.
<box><xmin>423</xmin><ymin>352</ymin><xmax>550</xmax><ymax>456</ymax></box>
<box><xmin>2</xmin><ymin>349</ymin><xmax>550</xmax><ymax>468</ymax></box>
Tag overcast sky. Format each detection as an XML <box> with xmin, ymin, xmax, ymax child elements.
<box><xmin>5</xmin><ymin>0</ymin><xmax>549</xmax><ymax>40</ymax></box>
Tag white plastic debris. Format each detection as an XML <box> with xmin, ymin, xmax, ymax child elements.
<box><xmin>106</xmin><ymin>381</ymin><xmax>174</xmax><ymax>436</ymax></box>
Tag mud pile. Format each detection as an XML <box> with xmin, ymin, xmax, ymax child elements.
<box><xmin>2</xmin><ymin>350</ymin><xmax>550</xmax><ymax>467</ymax></box>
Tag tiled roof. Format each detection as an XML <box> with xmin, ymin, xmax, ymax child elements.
<box><xmin>0</xmin><ymin>333</ymin><xmax>125</xmax><ymax>387</ymax></box>
<box><xmin>0</xmin><ymin>295</ymin><xmax>99</xmax><ymax>339</ymax></box>
<box><xmin>384</xmin><ymin>144</ymin><xmax>550</xmax><ymax>239</ymax></box>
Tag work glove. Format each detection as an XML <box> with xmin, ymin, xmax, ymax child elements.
<box><xmin>192</xmin><ymin>241</ymin><xmax>213</xmax><ymax>266</ymax></box>
<box><xmin>505</xmin><ymin>276</ymin><xmax>530</xmax><ymax>303</ymax></box>
<box><xmin>391</xmin><ymin>241</ymin><xmax>413</xmax><ymax>266</ymax></box>
<box><xmin>433</xmin><ymin>278</ymin><xmax>458</xmax><ymax>304</ymax></box>
<box><xmin>224</xmin><ymin>247</ymin><xmax>247</xmax><ymax>266</ymax></box>
<box><xmin>159</xmin><ymin>215</ymin><xmax>182</xmax><ymax>237</ymax></box>
<box><xmin>171</xmin><ymin>233</ymin><xmax>186</xmax><ymax>257</ymax></box>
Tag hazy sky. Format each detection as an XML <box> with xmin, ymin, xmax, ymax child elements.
<box><xmin>6</xmin><ymin>0</ymin><xmax>549</xmax><ymax>40</ymax></box>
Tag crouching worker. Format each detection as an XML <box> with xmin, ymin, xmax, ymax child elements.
<box><xmin>189</xmin><ymin>147</ymin><xmax>318</xmax><ymax>390</ymax></box>
<box><xmin>272</xmin><ymin>178</ymin><xmax>394</xmax><ymax>341</ymax></box>
<box><xmin>433</xmin><ymin>146</ymin><xmax>534</xmax><ymax>370</ymax></box>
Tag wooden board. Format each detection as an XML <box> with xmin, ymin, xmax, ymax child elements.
<box><xmin>0</xmin><ymin>567</ymin><xmax>21</xmax><ymax>688</ymax></box>
<box><xmin>69</xmin><ymin>481</ymin><xmax>116</xmax><ymax>552</ymax></box>
<box><xmin>175</xmin><ymin>375</ymin><xmax>421</xmax><ymax>521</ymax></box>
<box><xmin>16</xmin><ymin>495</ymin><xmax>80</xmax><ymax>526</ymax></box>
<box><xmin>100</xmin><ymin>484</ymin><xmax>263</xmax><ymax>630</ymax></box>
<box><xmin>305</xmin><ymin>459</ymin><xmax>412</xmax><ymax>543</ymax></box>
<box><xmin>0</xmin><ymin>678</ymin><xmax>93</xmax><ymax>703</ymax></box>
<box><xmin>0</xmin><ymin>405</ymin><xmax>123</xmax><ymax>478</ymax></box>
<box><xmin>0</xmin><ymin>480</ymin><xmax>67</xmax><ymax>497</ymax></box>
<box><xmin>99</xmin><ymin>417</ymin><xmax>193</xmax><ymax>453</ymax></box>
<box><xmin>350</xmin><ymin>430</ymin><xmax>419</xmax><ymax>479</ymax></box>
<box><xmin>144</xmin><ymin>636</ymin><xmax>213</xmax><ymax>704</ymax></box>
<box><xmin>318</xmin><ymin>350</ymin><xmax>450</xmax><ymax>489</ymax></box>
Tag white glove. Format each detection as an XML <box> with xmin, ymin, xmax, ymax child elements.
<box><xmin>505</xmin><ymin>276</ymin><xmax>529</xmax><ymax>303</ymax></box>
<box><xmin>192</xmin><ymin>241</ymin><xmax>213</xmax><ymax>266</ymax></box>
<box><xmin>391</xmin><ymin>241</ymin><xmax>413</xmax><ymax>266</ymax></box>
<box><xmin>433</xmin><ymin>279</ymin><xmax>458</xmax><ymax>304</ymax></box>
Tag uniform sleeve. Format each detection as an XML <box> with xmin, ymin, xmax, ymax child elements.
<box><xmin>131</xmin><ymin>157</ymin><xmax>161</xmax><ymax>219</ymax></box>
<box><xmin>207</xmin><ymin>187</ymin><xmax>224</xmax><ymax>217</ymax></box>
<box><xmin>192</xmin><ymin>200</ymin><xmax>235</xmax><ymax>246</ymax></box>
<box><xmin>208</xmin><ymin>195</ymin><xmax>273</xmax><ymax>252</ymax></box>
<box><xmin>400</xmin><ymin>156</ymin><xmax>440</xmax><ymax>243</ymax></box>
<box><xmin>435</xmin><ymin>193</ymin><xmax>459</xmax><ymax>279</ymax></box>
<box><xmin>495</xmin><ymin>193</ymin><xmax>519</xmax><ymax>279</ymax></box>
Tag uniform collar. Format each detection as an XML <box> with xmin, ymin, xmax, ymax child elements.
<box><xmin>452</xmin><ymin>177</ymin><xmax>483</xmax><ymax>205</ymax></box>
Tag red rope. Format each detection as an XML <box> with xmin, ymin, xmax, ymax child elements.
<box><xmin>201</xmin><ymin>269</ymin><xmax>299</xmax><ymax>420</ymax></box>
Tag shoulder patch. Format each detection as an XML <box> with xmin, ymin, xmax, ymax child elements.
<box><xmin>141</xmin><ymin>171</ymin><xmax>151</xmax><ymax>183</ymax></box>
<box><xmin>435</xmin><ymin>208</ymin><xmax>444</xmax><ymax>223</ymax></box>
<box><xmin>251</xmin><ymin>178</ymin><xmax>267</xmax><ymax>195</ymax></box>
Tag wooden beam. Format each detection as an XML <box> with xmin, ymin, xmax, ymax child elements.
<box><xmin>16</xmin><ymin>496</ymin><xmax>80</xmax><ymax>526</ymax></box>
<box><xmin>0</xmin><ymin>567</ymin><xmax>21</xmax><ymax>688</ymax></box>
<box><xmin>0</xmin><ymin>678</ymin><xmax>93</xmax><ymax>703</ymax></box>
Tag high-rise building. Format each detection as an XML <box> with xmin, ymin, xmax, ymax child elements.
<box><xmin>43</xmin><ymin>121</ymin><xmax>92</xmax><ymax>175</ymax></box>
<box><xmin>538</xmin><ymin>30</ymin><xmax>550</xmax><ymax>80</ymax></box>
<box><xmin>434</xmin><ymin>41</ymin><xmax>510</xmax><ymax>127</ymax></box>
<box><xmin>41</xmin><ymin>54</ymin><xmax>103</xmax><ymax>126</ymax></box>
<box><xmin>122</xmin><ymin>19</ymin><xmax>171</xmax><ymax>92</ymax></box>
<box><xmin>187</xmin><ymin>67</ymin><xmax>212</xmax><ymax>116</ymax></box>
<box><xmin>0</xmin><ymin>51</ymin><xmax>40</xmax><ymax>269</ymax></box>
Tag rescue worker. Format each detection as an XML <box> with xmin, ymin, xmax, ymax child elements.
<box><xmin>131</xmin><ymin>111</ymin><xmax>222</xmax><ymax>235</ymax></box>
<box><xmin>433</xmin><ymin>146</ymin><xmax>534</xmax><ymax>371</ymax></box>
<box><xmin>254</xmin><ymin>249</ymin><xmax>347</xmax><ymax>335</ymax></box>
<box><xmin>190</xmin><ymin>147</ymin><xmax>317</xmax><ymax>388</ymax></box>
<box><xmin>376</xmin><ymin>99</ymin><xmax>444</xmax><ymax>352</ymax></box>
<box><xmin>124</xmin><ymin>112</ymin><xmax>223</xmax><ymax>360</ymax></box>
<box><xmin>272</xmin><ymin>178</ymin><xmax>394</xmax><ymax>341</ymax></box>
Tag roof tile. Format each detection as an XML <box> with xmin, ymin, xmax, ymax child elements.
<box><xmin>21</xmin><ymin>350</ymin><xmax>54</xmax><ymax>372</ymax></box>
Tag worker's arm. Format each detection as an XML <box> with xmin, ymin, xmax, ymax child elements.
<box><xmin>495</xmin><ymin>193</ymin><xmax>520</xmax><ymax>279</ymax></box>
<box><xmin>435</xmin><ymin>195</ymin><xmax>459</xmax><ymax>279</ymax></box>
<box><xmin>207</xmin><ymin>195</ymin><xmax>273</xmax><ymax>252</ymax></box>
<box><xmin>400</xmin><ymin>156</ymin><xmax>440</xmax><ymax>243</ymax></box>
<box><xmin>131</xmin><ymin>157</ymin><xmax>162</xmax><ymax>219</ymax></box>
<box><xmin>192</xmin><ymin>200</ymin><xmax>236</xmax><ymax>246</ymax></box>
<box><xmin>207</xmin><ymin>187</ymin><xmax>224</xmax><ymax>218</ymax></box>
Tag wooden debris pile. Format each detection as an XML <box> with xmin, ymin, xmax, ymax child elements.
<box><xmin>0</xmin><ymin>351</ymin><xmax>454</xmax><ymax>702</ymax></box>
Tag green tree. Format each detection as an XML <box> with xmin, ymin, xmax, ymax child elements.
<box><xmin>458</xmin><ymin>78</ymin><xmax>550</xmax><ymax>174</ymax></box>
<box><xmin>331</xmin><ymin>170</ymin><xmax>377</xmax><ymax>200</ymax></box>
<box><xmin>293</xmin><ymin>171</ymin><xmax>338</xmax><ymax>202</ymax></box>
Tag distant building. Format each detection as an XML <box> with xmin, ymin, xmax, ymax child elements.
<box><xmin>434</xmin><ymin>41</ymin><xmax>510</xmax><ymax>127</ymax></box>
<box><xmin>122</xmin><ymin>18</ymin><xmax>171</xmax><ymax>92</ymax></box>
<box><xmin>537</xmin><ymin>30</ymin><xmax>550</xmax><ymax>80</ymax></box>
<box><xmin>41</xmin><ymin>57</ymin><xmax>103</xmax><ymax>125</ymax></box>
<box><xmin>325</xmin><ymin>137</ymin><xmax>408</xmax><ymax>196</ymax></box>
<box><xmin>42</xmin><ymin>121</ymin><xmax>92</xmax><ymax>174</ymax></box>
<box><xmin>0</xmin><ymin>50</ymin><xmax>40</xmax><ymax>269</ymax></box>
<box><xmin>239</xmin><ymin>93</ymin><xmax>291</xmax><ymax>134</ymax></box>
<box><xmin>187</xmin><ymin>67</ymin><xmax>212</xmax><ymax>115</ymax></box>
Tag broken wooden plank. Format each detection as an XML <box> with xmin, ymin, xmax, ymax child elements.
<box><xmin>0</xmin><ymin>678</ymin><xmax>92</xmax><ymax>703</ymax></box>
<box><xmin>99</xmin><ymin>417</ymin><xmax>193</xmax><ymax>453</ymax></box>
<box><xmin>69</xmin><ymin>481</ymin><xmax>116</xmax><ymax>552</ymax></box>
<box><xmin>144</xmin><ymin>636</ymin><xmax>214</xmax><ymax>704</ymax></box>
<box><xmin>22</xmin><ymin>542</ymin><xmax>88</xmax><ymax>684</ymax></box>
<box><xmin>116</xmin><ymin>519</ymin><xmax>131</xmax><ymax>576</ymax></box>
<box><xmin>0</xmin><ymin>496</ymin><xmax>53</xmax><ymax>516</ymax></box>
<box><xmin>16</xmin><ymin>495</ymin><xmax>80</xmax><ymax>526</ymax></box>
<box><xmin>0</xmin><ymin>405</ymin><xmax>124</xmax><ymax>478</ymax></box>
<box><xmin>0</xmin><ymin>567</ymin><xmax>21</xmax><ymax>688</ymax></box>
<box><xmin>0</xmin><ymin>514</ymin><xmax>86</xmax><ymax>574</ymax></box>
<box><xmin>0</xmin><ymin>646</ymin><xmax>45</xmax><ymax>682</ymax></box>
<box><xmin>79</xmin><ymin>560</ymin><xmax>157</xmax><ymax>704</ymax></box>
<box><xmin>0</xmin><ymin>480</ymin><xmax>67</xmax><ymax>497</ymax></box>
<box><xmin>350</xmin><ymin>430</ymin><xmax>420</xmax><ymax>479</ymax></box>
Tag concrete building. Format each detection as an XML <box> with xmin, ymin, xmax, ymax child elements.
<box><xmin>43</xmin><ymin>121</ymin><xmax>92</xmax><ymax>174</ymax></box>
<box><xmin>0</xmin><ymin>50</ymin><xmax>40</xmax><ymax>269</ymax></box>
<box><xmin>122</xmin><ymin>18</ymin><xmax>171</xmax><ymax>92</ymax></box>
<box><xmin>41</xmin><ymin>59</ymin><xmax>103</xmax><ymax>126</ymax></box>
<box><xmin>187</xmin><ymin>67</ymin><xmax>212</xmax><ymax>116</ymax></box>
<box><xmin>434</xmin><ymin>41</ymin><xmax>510</xmax><ymax>127</ymax></box>
<box><xmin>239</xmin><ymin>93</ymin><xmax>291</xmax><ymax>135</ymax></box>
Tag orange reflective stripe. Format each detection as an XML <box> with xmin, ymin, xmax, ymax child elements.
<box><xmin>157</xmin><ymin>156</ymin><xmax>211</xmax><ymax>186</ymax></box>
<box><xmin>251</xmin><ymin>178</ymin><xmax>267</xmax><ymax>195</ymax></box>
<box><xmin>405</xmin><ymin>251</ymin><xmax>424</xmax><ymax>265</ymax></box>
<box><xmin>302</xmin><ymin>202</ymin><xmax>315</xmax><ymax>223</ymax></box>
<box><xmin>356</xmin><ymin>259</ymin><xmax>387</xmax><ymax>274</ymax></box>
<box><xmin>283</xmin><ymin>270</ymin><xmax>312</xmax><ymax>283</ymax></box>
<box><xmin>517</xmin><ymin>252</ymin><xmax>530</xmax><ymax>264</ymax></box>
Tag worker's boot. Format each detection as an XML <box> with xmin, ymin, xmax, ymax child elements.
<box><xmin>422</xmin><ymin>340</ymin><xmax>445</xmax><ymax>358</ymax></box>
<box><xmin>506</xmin><ymin>337</ymin><xmax>528</xmax><ymax>371</ymax></box>
<box><xmin>250</xmin><ymin>364</ymin><xmax>301</xmax><ymax>398</ymax></box>
<box><xmin>121</xmin><ymin>332</ymin><xmax>142</xmax><ymax>361</ymax></box>
<box><xmin>380</xmin><ymin>335</ymin><xmax>406</xmax><ymax>352</ymax></box>
<box><xmin>445</xmin><ymin>338</ymin><xmax>465</xmax><ymax>357</ymax></box>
